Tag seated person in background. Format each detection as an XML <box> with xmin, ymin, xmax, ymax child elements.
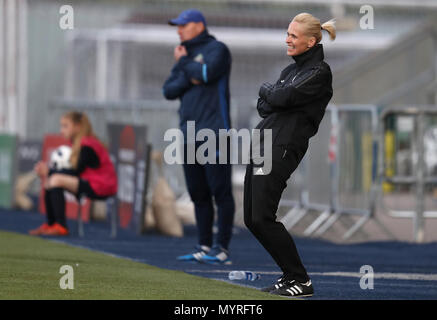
<box><xmin>29</xmin><ymin>111</ymin><xmax>118</xmax><ymax>236</ymax></box>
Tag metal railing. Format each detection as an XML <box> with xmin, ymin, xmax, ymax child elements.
<box><xmin>280</xmin><ymin>104</ymin><xmax>394</xmax><ymax>241</ymax></box>
<box><xmin>378</xmin><ymin>105</ymin><xmax>437</xmax><ymax>243</ymax></box>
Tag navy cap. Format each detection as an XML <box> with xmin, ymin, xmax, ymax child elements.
<box><xmin>168</xmin><ymin>9</ymin><xmax>206</xmax><ymax>26</ymax></box>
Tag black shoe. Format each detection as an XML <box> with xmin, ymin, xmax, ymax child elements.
<box><xmin>260</xmin><ymin>275</ymin><xmax>286</xmax><ymax>293</ymax></box>
<box><xmin>270</xmin><ymin>279</ymin><xmax>314</xmax><ymax>298</ymax></box>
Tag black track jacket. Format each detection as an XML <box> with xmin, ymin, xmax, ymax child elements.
<box><xmin>255</xmin><ymin>43</ymin><xmax>333</xmax><ymax>158</ymax></box>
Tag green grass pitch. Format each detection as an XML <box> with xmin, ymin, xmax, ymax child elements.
<box><xmin>0</xmin><ymin>231</ymin><xmax>286</xmax><ymax>300</ymax></box>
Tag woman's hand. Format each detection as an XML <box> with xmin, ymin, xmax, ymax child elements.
<box><xmin>257</xmin><ymin>98</ymin><xmax>275</xmax><ymax>118</ymax></box>
<box><xmin>259</xmin><ymin>82</ymin><xmax>274</xmax><ymax>101</ymax></box>
<box><xmin>34</xmin><ymin>161</ymin><xmax>49</xmax><ymax>178</ymax></box>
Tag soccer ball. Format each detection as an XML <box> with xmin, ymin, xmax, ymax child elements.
<box><xmin>49</xmin><ymin>145</ymin><xmax>72</xmax><ymax>170</ymax></box>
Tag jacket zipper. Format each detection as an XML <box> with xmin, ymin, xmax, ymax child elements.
<box><xmin>294</xmin><ymin>68</ymin><xmax>321</xmax><ymax>88</ymax></box>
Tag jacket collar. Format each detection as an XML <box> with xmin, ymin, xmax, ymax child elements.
<box><xmin>292</xmin><ymin>43</ymin><xmax>324</xmax><ymax>67</ymax></box>
<box><xmin>181</xmin><ymin>29</ymin><xmax>214</xmax><ymax>50</ymax></box>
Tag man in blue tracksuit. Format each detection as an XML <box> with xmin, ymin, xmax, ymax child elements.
<box><xmin>163</xmin><ymin>9</ymin><xmax>235</xmax><ymax>264</ymax></box>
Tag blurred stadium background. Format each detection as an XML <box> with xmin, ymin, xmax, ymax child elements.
<box><xmin>1</xmin><ymin>0</ymin><xmax>437</xmax><ymax>244</ymax></box>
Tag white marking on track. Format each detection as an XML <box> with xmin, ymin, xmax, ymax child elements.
<box><xmin>186</xmin><ymin>269</ymin><xmax>437</xmax><ymax>281</ymax></box>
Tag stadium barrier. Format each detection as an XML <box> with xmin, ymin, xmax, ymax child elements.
<box><xmin>280</xmin><ymin>104</ymin><xmax>393</xmax><ymax>241</ymax></box>
<box><xmin>378</xmin><ymin>105</ymin><xmax>437</xmax><ymax>243</ymax></box>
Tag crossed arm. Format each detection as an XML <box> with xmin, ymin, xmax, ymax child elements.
<box><xmin>162</xmin><ymin>43</ymin><xmax>231</xmax><ymax>100</ymax></box>
<box><xmin>256</xmin><ymin>67</ymin><xmax>328</xmax><ymax>118</ymax></box>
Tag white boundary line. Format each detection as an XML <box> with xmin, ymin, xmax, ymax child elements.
<box><xmin>187</xmin><ymin>269</ymin><xmax>437</xmax><ymax>281</ymax></box>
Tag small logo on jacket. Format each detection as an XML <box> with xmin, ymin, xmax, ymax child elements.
<box><xmin>194</xmin><ymin>53</ymin><xmax>204</xmax><ymax>63</ymax></box>
<box><xmin>253</xmin><ymin>167</ymin><xmax>266</xmax><ymax>175</ymax></box>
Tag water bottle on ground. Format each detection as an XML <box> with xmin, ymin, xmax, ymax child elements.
<box><xmin>228</xmin><ymin>271</ymin><xmax>261</xmax><ymax>281</ymax></box>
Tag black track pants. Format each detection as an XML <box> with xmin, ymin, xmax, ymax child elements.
<box><xmin>243</xmin><ymin>145</ymin><xmax>309</xmax><ymax>283</ymax></box>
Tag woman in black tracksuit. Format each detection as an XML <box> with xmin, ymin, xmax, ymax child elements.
<box><xmin>244</xmin><ymin>13</ymin><xmax>336</xmax><ymax>297</ymax></box>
